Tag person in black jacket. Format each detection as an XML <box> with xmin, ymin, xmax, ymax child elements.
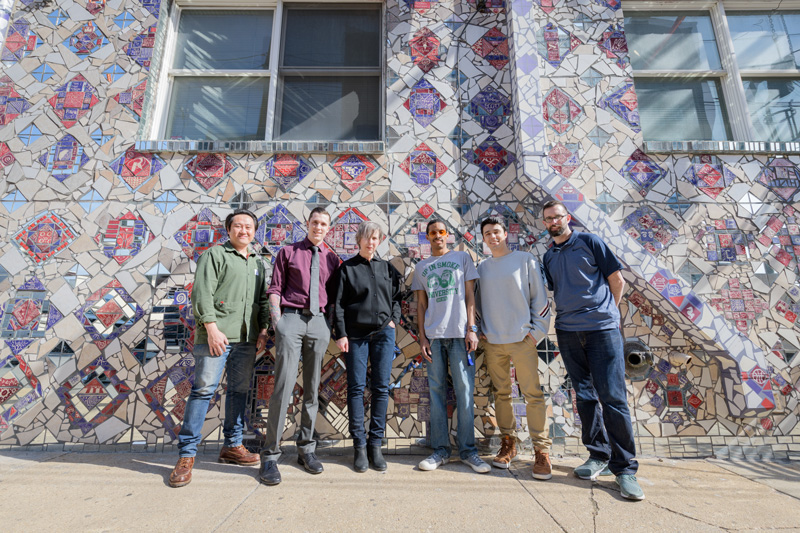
<box><xmin>333</xmin><ymin>221</ymin><xmax>403</xmax><ymax>473</ymax></box>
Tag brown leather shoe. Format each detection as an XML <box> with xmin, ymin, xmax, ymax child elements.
<box><xmin>218</xmin><ymin>445</ymin><xmax>259</xmax><ymax>466</ymax></box>
<box><xmin>491</xmin><ymin>435</ymin><xmax>518</xmax><ymax>469</ymax></box>
<box><xmin>169</xmin><ymin>457</ymin><xmax>194</xmax><ymax>487</ymax></box>
<box><xmin>532</xmin><ymin>450</ymin><xmax>552</xmax><ymax>480</ymax></box>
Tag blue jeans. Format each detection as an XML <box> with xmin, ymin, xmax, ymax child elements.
<box><xmin>555</xmin><ymin>328</ymin><xmax>638</xmax><ymax>475</ymax></box>
<box><xmin>177</xmin><ymin>342</ymin><xmax>257</xmax><ymax>457</ymax></box>
<box><xmin>427</xmin><ymin>338</ymin><xmax>477</xmax><ymax>460</ymax></box>
<box><xmin>345</xmin><ymin>325</ymin><xmax>395</xmax><ymax>447</ymax></box>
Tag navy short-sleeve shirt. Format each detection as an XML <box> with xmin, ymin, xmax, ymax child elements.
<box><xmin>542</xmin><ymin>231</ymin><xmax>622</xmax><ymax>331</ymax></box>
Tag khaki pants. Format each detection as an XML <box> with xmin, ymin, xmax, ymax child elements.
<box><xmin>484</xmin><ymin>336</ymin><xmax>552</xmax><ymax>453</ymax></box>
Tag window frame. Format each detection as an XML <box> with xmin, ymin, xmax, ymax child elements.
<box><xmin>149</xmin><ymin>0</ymin><xmax>384</xmax><ymax>144</ymax></box>
<box><xmin>624</xmin><ymin>0</ymin><xmax>800</xmax><ymax>144</ymax></box>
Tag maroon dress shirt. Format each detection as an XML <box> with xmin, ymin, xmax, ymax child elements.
<box><xmin>267</xmin><ymin>238</ymin><xmax>341</xmax><ymax>312</ymax></box>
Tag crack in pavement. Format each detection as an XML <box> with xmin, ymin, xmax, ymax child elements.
<box><xmin>649</xmin><ymin>501</ymin><xmax>734</xmax><ymax>532</ymax></box>
<box><xmin>212</xmin><ymin>483</ymin><xmax>261</xmax><ymax>532</ymax></box>
<box><xmin>589</xmin><ymin>483</ymin><xmax>599</xmax><ymax>533</ymax></box>
<box><xmin>507</xmin><ymin>464</ymin><xmax>568</xmax><ymax>532</ymax></box>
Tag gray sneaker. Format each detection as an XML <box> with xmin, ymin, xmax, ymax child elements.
<box><xmin>574</xmin><ymin>458</ymin><xmax>609</xmax><ymax>480</ymax></box>
<box><xmin>462</xmin><ymin>453</ymin><xmax>491</xmax><ymax>474</ymax></box>
<box><xmin>418</xmin><ymin>451</ymin><xmax>449</xmax><ymax>471</ymax></box>
<box><xmin>616</xmin><ymin>474</ymin><xmax>645</xmax><ymax>501</ymax></box>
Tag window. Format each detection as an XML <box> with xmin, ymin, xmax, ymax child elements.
<box><xmin>625</xmin><ymin>2</ymin><xmax>800</xmax><ymax>143</ymax></box>
<box><xmin>156</xmin><ymin>2</ymin><xmax>382</xmax><ymax>142</ymax></box>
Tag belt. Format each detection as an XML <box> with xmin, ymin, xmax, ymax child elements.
<box><xmin>282</xmin><ymin>307</ymin><xmax>314</xmax><ymax>316</ymax></box>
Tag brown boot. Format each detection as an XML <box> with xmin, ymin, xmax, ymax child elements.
<box><xmin>218</xmin><ymin>445</ymin><xmax>259</xmax><ymax>466</ymax></box>
<box><xmin>169</xmin><ymin>457</ymin><xmax>194</xmax><ymax>487</ymax></box>
<box><xmin>491</xmin><ymin>435</ymin><xmax>518</xmax><ymax>469</ymax></box>
<box><xmin>532</xmin><ymin>450</ymin><xmax>552</xmax><ymax>480</ymax></box>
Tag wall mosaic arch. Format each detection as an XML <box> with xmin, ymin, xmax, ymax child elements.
<box><xmin>0</xmin><ymin>0</ymin><xmax>797</xmax><ymax>460</ymax></box>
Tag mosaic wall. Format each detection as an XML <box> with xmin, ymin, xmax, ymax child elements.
<box><xmin>0</xmin><ymin>0</ymin><xmax>798</xmax><ymax>460</ymax></box>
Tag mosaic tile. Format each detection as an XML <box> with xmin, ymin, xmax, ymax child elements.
<box><xmin>468</xmin><ymin>86</ymin><xmax>511</xmax><ymax>133</ymax></box>
<box><xmin>535</xmin><ymin>0</ymin><xmax>558</xmax><ymax>13</ymax></box>
<box><xmin>324</xmin><ymin>208</ymin><xmax>369</xmax><ymax>261</ymax></box>
<box><xmin>472</xmin><ymin>27</ymin><xmax>509</xmax><ymax>70</ymax></box>
<box><xmin>79</xmin><ymin>190</ymin><xmax>104</xmax><ymax>214</ymax></box>
<box><xmin>85</xmin><ymin>0</ymin><xmax>105</xmax><ymax>15</ymax></box>
<box><xmin>683</xmin><ymin>155</ymin><xmax>735</xmax><ymax>200</ymax></box>
<box><xmin>173</xmin><ymin>207</ymin><xmax>228</xmax><ymax>262</ymax></box>
<box><xmin>123</xmin><ymin>25</ymin><xmax>156</xmax><ymax>70</ymax></box>
<box><xmin>103</xmin><ymin>64</ymin><xmax>126</xmax><ymax>84</ymax></box>
<box><xmin>264</xmin><ymin>154</ymin><xmax>313</xmax><ymax>192</ymax></box>
<box><xmin>621</xmin><ymin>207</ymin><xmax>677</xmax><ymax>255</ymax></box>
<box><xmin>598</xmin><ymin>24</ymin><xmax>629</xmax><ymax>69</ymax></box>
<box><xmin>94</xmin><ymin>211</ymin><xmax>155</xmax><ymax>264</ymax></box>
<box><xmin>710</xmin><ymin>279</ymin><xmax>768</xmax><ymax>333</ymax></box>
<box><xmin>701</xmin><ymin>219</ymin><xmax>751</xmax><ymax>263</ymax></box>
<box><xmin>404</xmin><ymin>79</ymin><xmax>447</xmax><ymax>128</ymax></box>
<box><xmin>113</xmin><ymin>80</ymin><xmax>146</xmax><ymax>119</ymax></box>
<box><xmin>537</xmin><ymin>22</ymin><xmax>581</xmax><ymax>68</ymax></box>
<box><xmin>65</xmin><ymin>21</ymin><xmax>108</xmax><ymax>55</ymax></box>
<box><xmin>109</xmin><ymin>147</ymin><xmax>166</xmax><ymax>192</ymax></box>
<box><xmin>400</xmin><ymin>142</ymin><xmax>448</xmax><ymax>191</ymax></box>
<box><xmin>332</xmin><ymin>154</ymin><xmax>379</xmax><ymax>193</ymax></box>
<box><xmin>184</xmin><ymin>153</ymin><xmax>237</xmax><ymax>192</ymax></box>
<box><xmin>0</xmin><ymin>76</ymin><xmax>30</xmax><ymax>125</ymax></box>
<box><xmin>0</xmin><ymin>353</ymin><xmax>42</xmax><ymax>432</ymax></box>
<box><xmin>465</xmin><ymin>136</ymin><xmax>516</xmax><ymax>182</ymax></box>
<box><xmin>153</xmin><ymin>191</ymin><xmax>178</xmax><ymax>214</ymax></box>
<box><xmin>255</xmin><ymin>205</ymin><xmax>307</xmax><ymax>260</ymax></box>
<box><xmin>141</xmin><ymin>0</ymin><xmax>161</xmax><ymax>17</ymax></box>
<box><xmin>543</xmin><ymin>87</ymin><xmax>583</xmax><ymax>135</ymax></box>
<box><xmin>1</xmin><ymin>19</ymin><xmax>39</xmax><ymax>62</ymax></box>
<box><xmin>2</xmin><ymin>190</ymin><xmax>26</xmax><ymax>213</ymax></box>
<box><xmin>31</xmin><ymin>64</ymin><xmax>54</xmax><ymax>82</ymax></box>
<box><xmin>47</xmin><ymin>341</ymin><xmax>75</xmax><ymax>368</ymax></box>
<box><xmin>402</xmin><ymin>0</ymin><xmax>439</xmax><ymax>14</ymax></box>
<box><xmin>621</xmin><ymin>149</ymin><xmax>667</xmax><ymax>197</ymax></box>
<box><xmin>55</xmin><ymin>356</ymin><xmax>132</xmax><ymax>435</ymax></box>
<box><xmin>247</xmin><ymin>352</ymin><xmax>302</xmax><ymax>430</ymax></box>
<box><xmin>409</xmin><ymin>28</ymin><xmax>441</xmax><ymax>73</ymax></box>
<box><xmin>74</xmin><ymin>279</ymin><xmax>145</xmax><ymax>349</ymax></box>
<box><xmin>595</xmin><ymin>0</ymin><xmax>621</xmax><ymax>10</ymax></box>
<box><xmin>0</xmin><ymin>277</ymin><xmax>59</xmax><ymax>339</ymax></box>
<box><xmin>758</xmin><ymin>158</ymin><xmax>800</xmax><ymax>201</ymax></box>
<box><xmin>18</xmin><ymin>124</ymin><xmax>41</xmax><ymax>145</ymax></box>
<box><xmin>466</xmin><ymin>0</ymin><xmax>505</xmax><ymax>12</ymax></box>
<box><xmin>37</xmin><ymin>135</ymin><xmax>90</xmax><ymax>182</ymax></box>
<box><xmin>598</xmin><ymin>81</ymin><xmax>639</xmax><ymax>131</ymax></box>
<box><xmin>547</xmin><ymin>142</ymin><xmax>580</xmax><ymax>179</ymax></box>
<box><xmin>114</xmin><ymin>12</ymin><xmax>137</xmax><ymax>30</ymax></box>
<box><xmin>13</xmin><ymin>211</ymin><xmax>77</xmax><ymax>265</ymax></box>
<box><xmin>47</xmin><ymin>74</ymin><xmax>100</xmax><ymax>129</ymax></box>
<box><xmin>0</xmin><ymin>142</ymin><xmax>16</xmax><ymax>170</ymax></box>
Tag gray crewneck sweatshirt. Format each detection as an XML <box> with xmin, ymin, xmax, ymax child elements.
<box><xmin>476</xmin><ymin>250</ymin><xmax>551</xmax><ymax>345</ymax></box>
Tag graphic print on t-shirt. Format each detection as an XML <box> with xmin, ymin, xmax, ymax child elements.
<box><xmin>421</xmin><ymin>260</ymin><xmax>461</xmax><ymax>302</ymax></box>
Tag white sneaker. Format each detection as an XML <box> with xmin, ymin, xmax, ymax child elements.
<box><xmin>463</xmin><ymin>453</ymin><xmax>491</xmax><ymax>474</ymax></box>
<box><xmin>418</xmin><ymin>452</ymin><xmax>449</xmax><ymax>471</ymax></box>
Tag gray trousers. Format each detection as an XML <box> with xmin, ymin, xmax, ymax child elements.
<box><xmin>261</xmin><ymin>312</ymin><xmax>330</xmax><ymax>461</ymax></box>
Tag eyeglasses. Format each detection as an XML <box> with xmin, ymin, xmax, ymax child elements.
<box><xmin>427</xmin><ymin>229</ymin><xmax>448</xmax><ymax>237</ymax></box>
<box><xmin>543</xmin><ymin>215</ymin><xmax>567</xmax><ymax>223</ymax></box>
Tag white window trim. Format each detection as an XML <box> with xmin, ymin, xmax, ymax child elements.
<box><xmin>148</xmin><ymin>0</ymin><xmax>384</xmax><ymax>146</ymax></box>
<box><xmin>624</xmin><ymin>0</ymin><xmax>800</xmax><ymax>145</ymax></box>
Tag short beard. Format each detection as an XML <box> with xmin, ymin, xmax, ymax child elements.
<box><xmin>547</xmin><ymin>225</ymin><xmax>566</xmax><ymax>238</ymax></box>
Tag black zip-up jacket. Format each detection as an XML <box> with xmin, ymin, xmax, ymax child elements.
<box><xmin>333</xmin><ymin>254</ymin><xmax>403</xmax><ymax>340</ymax></box>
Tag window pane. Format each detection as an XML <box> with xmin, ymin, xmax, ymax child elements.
<box><xmin>283</xmin><ymin>9</ymin><xmax>380</xmax><ymax>67</ymax></box>
<box><xmin>743</xmin><ymin>79</ymin><xmax>800</xmax><ymax>142</ymax></box>
<box><xmin>625</xmin><ymin>13</ymin><xmax>721</xmax><ymax>70</ymax></box>
<box><xmin>635</xmin><ymin>79</ymin><xmax>731</xmax><ymax>141</ymax></box>
<box><xmin>165</xmin><ymin>77</ymin><xmax>268</xmax><ymax>140</ymax></box>
<box><xmin>277</xmin><ymin>77</ymin><xmax>379</xmax><ymax>140</ymax></box>
<box><xmin>728</xmin><ymin>12</ymin><xmax>800</xmax><ymax>70</ymax></box>
<box><xmin>173</xmin><ymin>10</ymin><xmax>272</xmax><ymax>70</ymax></box>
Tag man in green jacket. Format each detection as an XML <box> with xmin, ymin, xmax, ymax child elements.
<box><xmin>169</xmin><ymin>209</ymin><xmax>269</xmax><ymax>488</ymax></box>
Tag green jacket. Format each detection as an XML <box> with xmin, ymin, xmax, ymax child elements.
<box><xmin>192</xmin><ymin>242</ymin><xmax>269</xmax><ymax>345</ymax></box>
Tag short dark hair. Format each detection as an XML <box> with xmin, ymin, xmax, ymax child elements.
<box><xmin>308</xmin><ymin>206</ymin><xmax>331</xmax><ymax>222</ymax></box>
<box><xmin>226</xmin><ymin>209</ymin><xmax>258</xmax><ymax>232</ymax></box>
<box><xmin>542</xmin><ymin>200</ymin><xmax>568</xmax><ymax>214</ymax></box>
<box><xmin>480</xmin><ymin>217</ymin><xmax>506</xmax><ymax>234</ymax></box>
<box><xmin>426</xmin><ymin>219</ymin><xmax>446</xmax><ymax>234</ymax></box>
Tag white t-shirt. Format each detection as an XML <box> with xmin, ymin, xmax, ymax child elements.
<box><xmin>411</xmin><ymin>250</ymin><xmax>479</xmax><ymax>339</ymax></box>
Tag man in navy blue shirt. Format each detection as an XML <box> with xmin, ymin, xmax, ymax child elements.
<box><xmin>541</xmin><ymin>200</ymin><xmax>644</xmax><ymax>501</ymax></box>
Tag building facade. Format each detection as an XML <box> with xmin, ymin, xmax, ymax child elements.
<box><xmin>0</xmin><ymin>0</ymin><xmax>799</xmax><ymax>460</ymax></box>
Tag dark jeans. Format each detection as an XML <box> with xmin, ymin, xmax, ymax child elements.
<box><xmin>345</xmin><ymin>325</ymin><xmax>395</xmax><ymax>447</ymax></box>
<box><xmin>556</xmin><ymin>328</ymin><xmax>638</xmax><ymax>476</ymax></box>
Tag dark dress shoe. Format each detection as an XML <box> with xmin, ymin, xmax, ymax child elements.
<box><xmin>259</xmin><ymin>460</ymin><xmax>281</xmax><ymax>485</ymax></box>
<box><xmin>368</xmin><ymin>445</ymin><xmax>387</xmax><ymax>471</ymax></box>
<box><xmin>354</xmin><ymin>447</ymin><xmax>368</xmax><ymax>473</ymax></box>
<box><xmin>297</xmin><ymin>452</ymin><xmax>324</xmax><ymax>474</ymax></box>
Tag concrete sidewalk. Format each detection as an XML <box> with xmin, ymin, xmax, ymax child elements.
<box><xmin>1</xmin><ymin>450</ymin><xmax>799</xmax><ymax>532</ymax></box>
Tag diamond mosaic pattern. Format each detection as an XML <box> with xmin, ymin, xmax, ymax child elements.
<box><xmin>113</xmin><ymin>80</ymin><xmax>146</xmax><ymax>119</ymax></box>
<box><xmin>543</xmin><ymin>87</ymin><xmax>583</xmax><ymax>134</ymax></box>
<box><xmin>184</xmin><ymin>153</ymin><xmax>237</xmax><ymax>191</ymax></box>
<box><xmin>13</xmin><ymin>212</ymin><xmax>77</xmax><ymax>265</ymax></box>
<box><xmin>409</xmin><ymin>28</ymin><xmax>441</xmax><ymax>73</ymax></box>
<box><xmin>74</xmin><ymin>280</ymin><xmax>144</xmax><ymax>348</ymax></box>
<box><xmin>537</xmin><ymin>22</ymin><xmax>581</xmax><ymax>68</ymax></box>
<box><xmin>255</xmin><ymin>205</ymin><xmax>307</xmax><ymax>260</ymax></box>
<box><xmin>0</xmin><ymin>76</ymin><xmax>31</xmax><ymax>125</ymax></box>
<box><xmin>400</xmin><ymin>142</ymin><xmax>448</xmax><ymax>191</ymax></box>
<box><xmin>110</xmin><ymin>147</ymin><xmax>166</xmax><ymax>192</ymax></box>
<box><xmin>56</xmin><ymin>357</ymin><xmax>131</xmax><ymax>435</ymax></box>
<box><xmin>173</xmin><ymin>207</ymin><xmax>228</xmax><ymax>262</ymax></box>
<box><xmin>94</xmin><ymin>212</ymin><xmax>155</xmax><ymax>264</ymax></box>
<box><xmin>37</xmin><ymin>135</ymin><xmax>89</xmax><ymax>181</ymax></box>
<box><xmin>472</xmin><ymin>27</ymin><xmax>509</xmax><ymax>70</ymax></box>
<box><xmin>264</xmin><ymin>154</ymin><xmax>313</xmax><ymax>192</ymax></box>
<box><xmin>47</xmin><ymin>75</ymin><xmax>100</xmax><ymax>128</ymax></box>
<box><xmin>332</xmin><ymin>155</ymin><xmax>379</xmax><ymax>193</ymax></box>
<box><xmin>324</xmin><ymin>208</ymin><xmax>369</xmax><ymax>261</ymax></box>
<box><xmin>404</xmin><ymin>79</ymin><xmax>447</xmax><ymax>128</ymax></box>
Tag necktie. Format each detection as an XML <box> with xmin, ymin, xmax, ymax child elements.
<box><xmin>309</xmin><ymin>245</ymin><xmax>320</xmax><ymax>316</ymax></box>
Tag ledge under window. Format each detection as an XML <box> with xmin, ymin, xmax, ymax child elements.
<box><xmin>134</xmin><ymin>140</ymin><xmax>385</xmax><ymax>154</ymax></box>
<box><xmin>644</xmin><ymin>140</ymin><xmax>800</xmax><ymax>155</ymax></box>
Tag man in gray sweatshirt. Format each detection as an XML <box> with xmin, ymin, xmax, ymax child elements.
<box><xmin>476</xmin><ymin>217</ymin><xmax>553</xmax><ymax>480</ymax></box>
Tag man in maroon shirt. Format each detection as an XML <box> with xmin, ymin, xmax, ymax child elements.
<box><xmin>259</xmin><ymin>207</ymin><xmax>340</xmax><ymax>485</ymax></box>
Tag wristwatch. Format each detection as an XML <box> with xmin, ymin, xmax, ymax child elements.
<box><xmin>468</xmin><ymin>325</ymin><xmax>478</xmax><ymax>333</ymax></box>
